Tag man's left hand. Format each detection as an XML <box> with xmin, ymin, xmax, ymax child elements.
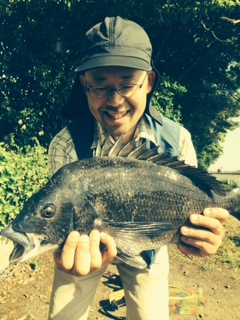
<box><xmin>178</xmin><ymin>208</ymin><xmax>229</xmax><ymax>257</ymax></box>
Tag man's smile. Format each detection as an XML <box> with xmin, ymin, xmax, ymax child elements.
<box><xmin>104</xmin><ymin>109</ymin><xmax>130</xmax><ymax>120</ymax></box>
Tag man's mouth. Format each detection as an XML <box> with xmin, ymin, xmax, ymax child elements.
<box><xmin>104</xmin><ymin>110</ymin><xmax>130</xmax><ymax>120</ymax></box>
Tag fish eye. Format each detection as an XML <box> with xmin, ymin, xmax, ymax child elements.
<box><xmin>41</xmin><ymin>204</ymin><xmax>56</xmax><ymax>218</ymax></box>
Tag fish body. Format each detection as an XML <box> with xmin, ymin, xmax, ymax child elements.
<box><xmin>1</xmin><ymin>142</ymin><xmax>240</xmax><ymax>269</ymax></box>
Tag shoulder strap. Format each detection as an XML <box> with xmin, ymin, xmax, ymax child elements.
<box><xmin>67</xmin><ymin>118</ymin><xmax>94</xmax><ymax>160</ymax></box>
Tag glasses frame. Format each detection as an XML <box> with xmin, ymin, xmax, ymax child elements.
<box><xmin>85</xmin><ymin>72</ymin><xmax>148</xmax><ymax>98</ymax></box>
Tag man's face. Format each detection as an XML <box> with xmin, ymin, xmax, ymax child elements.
<box><xmin>80</xmin><ymin>66</ymin><xmax>155</xmax><ymax>142</ymax></box>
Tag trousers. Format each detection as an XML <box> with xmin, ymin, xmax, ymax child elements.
<box><xmin>48</xmin><ymin>246</ymin><xmax>169</xmax><ymax>320</ymax></box>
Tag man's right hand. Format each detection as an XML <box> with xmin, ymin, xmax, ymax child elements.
<box><xmin>54</xmin><ymin>230</ymin><xmax>117</xmax><ymax>276</ymax></box>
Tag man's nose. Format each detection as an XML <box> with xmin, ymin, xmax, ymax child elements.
<box><xmin>106</xmin><ymin>91</ymin><xmax>125</xmax><ymax>106</ymax></box>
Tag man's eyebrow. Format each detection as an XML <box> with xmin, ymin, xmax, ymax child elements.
<box><xmin>92</xmin><ymin>74</ymin><xmax>135</xmax><ymax>82</ymax></box>
<box><xmin>121</xmin><ymin>75</ymin><xmax>134</xmax><ymax>80</ymax></box>
<box><xmin>92</xmin><ymin>76</ymin><xmax>107</xmax><ymax>81</ymax></box>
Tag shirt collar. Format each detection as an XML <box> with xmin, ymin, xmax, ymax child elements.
<box><xmin>92</xmin><ymin>114</ymin><xmax>157</xmax><ymax>153</ymax></box>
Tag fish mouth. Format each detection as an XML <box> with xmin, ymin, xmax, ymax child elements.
<box><xmin>0</xmin><ymin>225</ymin><xmax>52</xmax><ymax>263</ymax></box>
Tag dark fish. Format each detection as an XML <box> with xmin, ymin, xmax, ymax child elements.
<box><xmin>1</xmin><ymin>140</ymin><xmax>240</xmax><ymax>269</ymax></box>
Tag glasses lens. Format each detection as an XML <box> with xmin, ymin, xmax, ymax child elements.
<box><xmin>90</xmin><ymin>87</ymin><xmax>110</xmax><ymax>98</ymax></box>
<box><xmin>88</xmin><ymin>83</ymin><xmax>140</xmax><ymax>98</ymax></box>
<box><xmin>119</xmin><ymin>85</ymin><xmax>138</xmax><ymax>97</ymax></box>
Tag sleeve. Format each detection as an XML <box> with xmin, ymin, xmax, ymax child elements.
<box><xmin>48</xmin><ymin>127</ymin><xmax>78</xmax><ymax>176</ymax></box>
<box><xmin>179</xmin><ymin>127</ymin><xmax>198</xmax><ymax>167</ymax></box>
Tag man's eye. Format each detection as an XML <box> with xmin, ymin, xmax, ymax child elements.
<box><xmin>93</xmin><ymin>87</ymin><xmax>108</xmax><ymax>93</ymax></box>
<box><xmin>120</xmin><ymin>85</ymin><xmax>136</xmax><ymax>93</ymax></box>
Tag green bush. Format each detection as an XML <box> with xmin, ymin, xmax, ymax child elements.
<box><xmin>0</xmin><ymin>140</ymin><xmax>49</xmax><ymax>229</ymax></box>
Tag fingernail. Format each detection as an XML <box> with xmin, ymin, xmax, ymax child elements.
<box><xmin>90</xmin><ymin>230</ymin><xmax>100</xmax><ymax>240</ymax></box>
<box><xmin>204</xmin><ymin>208</ymin><xmax>211</xmax><ymax>216</ymax></box>
<box><xmin>69</xmin><ymin>231</ymin><xmax>79</xmax><ymax>241</ymax></box>
<box><xmin>191</xmin><ymin>214</ymin><xmax>199</xmax><ymax>222</ymax></box>
<box><xmin>80</xmin><ymin>234</ymin><xmax>89</xmax><ymax>242</ymax></box>
<box><xmin>181</xmin><ymin>226</ymin><xmax>189</xmax><ymax>235</ymax></box>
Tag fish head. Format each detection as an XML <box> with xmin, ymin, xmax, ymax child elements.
<box><xmin>0</xmin><ymin>177</ymin><xmax>79</xmax><ymax>263</ymax></box>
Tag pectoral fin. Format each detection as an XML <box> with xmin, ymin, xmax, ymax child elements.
<box><xmin>115</xmin><ymin>251</ymin><xmax>149</xmax><ymax>269</ymax></box>
<box><xmin>106</xmin><ymin>221</ymin><xmax>176</xmax><ymax>256</ymax></box>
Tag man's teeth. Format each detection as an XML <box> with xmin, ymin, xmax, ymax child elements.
<box><xmin>107</xmin><ymin>111</ymin><xmax>129</xmax><ymax>119</ymax></box>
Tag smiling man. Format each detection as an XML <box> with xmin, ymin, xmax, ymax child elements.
<box><xmin>79</xmin><ymin>67</ymin><xmax>154</xmax><ymax>142</ymax></box>
<box><xmin>48</xmin><ymin>16</ymin><xmax>229</xmax><ymax>320</ymax></box>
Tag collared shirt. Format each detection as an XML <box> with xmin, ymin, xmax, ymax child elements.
<box><xmin>48</xmin><ymin>115</ymin><xmax>197</xmax><ymax>176</ymax></box>
<box><xmin>92</xmin><ymin>115</ymin><xmax>157</xmax><ymax>157</ymax></box>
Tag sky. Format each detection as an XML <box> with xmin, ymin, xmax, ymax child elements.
<box><xmin>208</xmin><ymin>117</ymin><xmax>240</xmax><ymax>172</ymax></box>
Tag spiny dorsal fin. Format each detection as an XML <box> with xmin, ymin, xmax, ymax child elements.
<box><xmin>127</xmin><ymin>141</ymin><xmax>152</xmax><ymax>158</ymax></box>
<box><xmin>103</xmin><ymin>137</ymin><xmax>226</xmax><ymax>196</ymax></box>
<box><xmin>153</xmin><ymin>152</ymin><xmax>225</xmax><ymax>196</ymax></box>
<box><xmin>108</xmin><ymin>139</ymin><xmax>153</xmax><ymax>158</ymax></box>
<box><xmin>137</xmin><ymin>145</ymin><xmax>160</xmax><ymax>160</ymax></box>
<box><xmin>169</xmin><ymin>165</ymin><xmax>226</xmax><ymax>196</ymax></box>
<box><xmin>118</xmin><ymin>140</ymin><xmax>137</xmax><ymax>157</ymax></box>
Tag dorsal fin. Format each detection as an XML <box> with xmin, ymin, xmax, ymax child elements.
<box><xmin>127</xmin><ymin>141</ymin><xmax>152</xmax><ymax>158</ymax></box>
<box><xmin>101</xmin><ymin>137</ymin><xmax>226</xmax><ymax>196</ymax></box>
<box><xmin>108</xmin><ymin>139</ymin><xmax>153</xmax><ymax>158</ymax></box>
<box><xmin>118</xmin><ymin>140</ymin><xmax>137</xmax><ymax>157</ymax></box>
<box><xmin>147</xmin><ymin>152</ymin><xmax>225</xmax><ymax>196</ymax></box>
<box><xmin>162</xmin><ymin>159</ymin><xmax>226</xmax><ymax>196</ymax></box>
<box><xmin>137</xmin><ymin>145</ymin><xmax>160</xmax><ymax>160</ymax></box>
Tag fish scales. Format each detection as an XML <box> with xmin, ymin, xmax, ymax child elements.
<box><xmin>1</xmin><ymin>142</ymin><xmax>240</xmax><ymax>269</ymax></box>
<box><xmin>58</xmin><ymin>158</ymin><xmax>216</xmax><ymax>224</ymax></box>
<box><xmin>52</xmin><ymin>158</ymin><xmax>207</xmax><ymax>225</ymax></box>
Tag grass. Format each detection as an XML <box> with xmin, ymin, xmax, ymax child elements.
<box><xmin>216</xmin><ymin>217</ymin><xmax>240</xmax><ymax>268</ymax></box>
<box><xmin>169</xmin><ymin>216</ymin><xmax>240</xmax><ymax>272</ymax></box>
<box><xmin>200</xmin><ymin>216</ymin><xmax>240</xmax><ymax>270</ymax></box>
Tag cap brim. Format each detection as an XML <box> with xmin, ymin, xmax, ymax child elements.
<box><xmin>75</xmin><ymin>55</ymin><xmax>152</xmax><ymax>72</ymax></box>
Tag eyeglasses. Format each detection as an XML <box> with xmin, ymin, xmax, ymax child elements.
<box><xmin>85</xmin><ymin>72</ymin><xmax>148</xmax><ymax>98</ymax></box>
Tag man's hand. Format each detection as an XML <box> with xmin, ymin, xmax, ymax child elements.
<box><xmin>178</xmin><ymin>208</ymin><xmax>229</xmax><ymax>257</ymax></box>
<box><xmin>54</xmin><ymin>230</ymin><xmax>117</xmax><ymax>276</ymax></box>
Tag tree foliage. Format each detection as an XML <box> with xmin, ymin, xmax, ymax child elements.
<box><xmin>0</xmin><ymin>140</ymin><xmax>49</xmax><ymax>228</ymax></box>
<box><xmin>0</xmin><ymin>0</ymin><xmax>240</xmax><ymax>168</ymax></box>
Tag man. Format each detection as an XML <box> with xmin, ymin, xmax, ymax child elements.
<box><xmin>48</xmin><ymin>16</ymin><xmax>228</xmax><ymax>320</ymax></box>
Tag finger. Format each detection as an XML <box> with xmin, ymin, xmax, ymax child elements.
<box><xmin>178</xmin><ymin>238</ymin><xmax>220</xmax><ymax>257</ymax></box>
<box><xmin>73</xmin><ymin>234</ymin><xmax>91</xmax><ymax>276</ymax></box>
<box><xmin>89</xmin><ymin>230</ymin><xmax>102</xmax><ymax>271</ymax></box>
<box><xmin>181</xmin><ymin>218</ymin><xmax>223</xmax><ymax>242</ymax></box>
<box><xmin>188</xmin><ymin>214</ymin><xmax>224</xmax><ymax>236</ymax></box>
<box><xmin>181</xmin><ymin>232</ymin><xmax>222</xmax><ymax>254</ymax></box>
<box><xmin>56</xmin><ymin>231</ymin><xmax>80</xmax><ymax>271</ymax></box>
<box><xmin>203</xmin><ymin>208</ymin><xmax>229</xmax><ymax>224</ymax></box>
<box><xmin>100</xmin><ymin>232</ymin><xmax>117</xmax><ymax>266</ymax></box>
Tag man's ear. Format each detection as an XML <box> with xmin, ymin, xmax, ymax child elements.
<box><xmin>79</xmin><ymin>75</ymin><xmax>86</xmax><ymax>91</ymax></box>
<box><xmin>146</xmin><ymin>71</ymin><xmax>156</xmax><ymax>93</ymax></box>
